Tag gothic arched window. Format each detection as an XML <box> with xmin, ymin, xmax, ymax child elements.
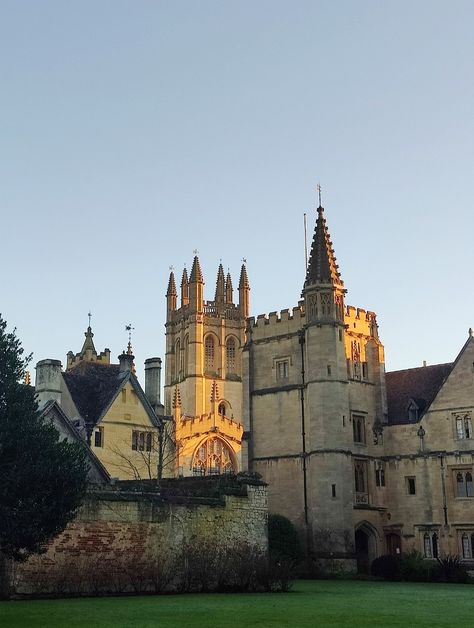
<box><xmin>226</xmin><ymin>337</ymin><xmax>236</xmax><ymax>373</ymax></box>
<box><xmin>192</xmin><ymin>437</ymin><xmax>236</xmax><ymax>476</ymax></box>
<box><xmin>183</xmin><ymin>335</ymin><xmax>189</xmax><ymax>376</ymax></box>
<box><xmin>456</xmin><ymin>470</ymin><xmax>473</xmax><ymax>497</ymax></box>
<box><xmin>205</xmin><ymin>335</ymin><xmax>215</xmax><ymax>371</ymax></box>
<box><xmin>175</xmin><ymin>340</ymin><xmax>181</xmax><ymax>379</ymax></box>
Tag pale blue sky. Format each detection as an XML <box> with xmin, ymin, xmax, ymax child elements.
<box><xmin>1</xmin><ymin>1</ymin><xmax>473</xmax><ymax>382</ymax></box>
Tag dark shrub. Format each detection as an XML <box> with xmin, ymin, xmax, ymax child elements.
<box><xmin>370</xmin><ymin>554</ymin><xmax>401</xmax><ymax>581</ymax></box>
<box><xmin>268</xmin><ymin>514</ymin><xmax>303</xmax><ymax>563</ymax></box>
<box><xmin>400</xmin><ymin>550</ymin><xmax>434</xmax><ymax>582</ymax></box>
<box><xmin>434</xmin><ymin>555</ymin><xmax>470</xmax><ymax>584</ymax></box>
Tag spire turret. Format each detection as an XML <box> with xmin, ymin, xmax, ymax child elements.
<box><xmin>167</xmin><ymin>270</ymin><xmax>177</xmax><ymax>312</ymax></box>
<box><xmin>303</xmin><ymin>203</ymin><xmax>345</xmax><ymax>324</ymax></box>
<box><xmin>66</xmin><ymin>316</ymin><xmax>111</xmax><ymax>369</ymax></box>
<box><xmin>215</xmin><ymin>263</ymin><xmax>225</xmax><ymax>304</ymax></box>
<box><xmin>181</xmin><ymin>267</ymin><xmax>189</xmax><ymax>307</ymax></box>
<box><xmin>238</xmin><ymin>263</ymin><xmax>250</xmax><ymax>318</ymax></box>
<box><xmin>304</xmin><ymin>205</ymin><xmax>343</xmax><ymax>289</ymax></box>
<box><xmin>189</xmin><ymin>255</ymin><xmax>204</xmax><ymax>312</ymax></box>
<box><xmin>225</xmin><ymin>270</ymin><xmax>233</xmax><ymax>304</ymax></box>
<box><xmin>81</xmin><ymin>325</ymin><xmax>96</xmax><ymax>355</ymax></box>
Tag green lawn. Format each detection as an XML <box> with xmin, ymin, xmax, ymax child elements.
<box><xmin>1</xmin><ymin>580</ymin><xmax>473</xmax><ymax>628</ymax></box>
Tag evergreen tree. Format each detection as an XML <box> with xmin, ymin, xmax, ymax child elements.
<box><xmin>0</xmin><ymin>315</ymin><xmax>88</xmax><ymax>561</ymax></box>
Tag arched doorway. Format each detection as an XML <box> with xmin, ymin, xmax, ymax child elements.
<box><xmin>355</xmin><ymin>522</ymin><xmax>378</xmax><ymax>573</ymax></box>
<box><xmin>355</xmin><ymin>529</ymin><xmax>369</xmax><ymax>573</ymax></box>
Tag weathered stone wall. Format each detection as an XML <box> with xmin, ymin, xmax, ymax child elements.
<box><xmin>12</xmin><ymin>477</ymin><xmax>268</xmax><ymax>597</ymax></box>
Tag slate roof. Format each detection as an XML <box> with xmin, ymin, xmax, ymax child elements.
<box><xmin>63</xmin><ymin>361</ymin><xmax>163</xmax><ymax>429</ymax></box>
<box><xmin>63</xmin><ymin>362</ymin><xmax>126</xmax><ymax>426</ymax></box>
<box><xmin>386</xmin><ymin>362</ymin><xmax>453</xmax><ymax>425</ymax></box>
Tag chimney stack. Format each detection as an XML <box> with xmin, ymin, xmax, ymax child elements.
<box><xmin>145</xmin><ymin>357</ymin><xmax>164</xmax><ymax>415</ymax></box>
<box><xmin>118</xmin><ymin>351</ymin><xmax>134</xmax><ymax>373</ymax></box>
<box><xmin>35</xmin><ymin>359</ymin><xmax>63</xmax><ymax>407</ymax></box>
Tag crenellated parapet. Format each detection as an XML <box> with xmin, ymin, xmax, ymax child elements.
<box><xmin>247</xmin><ymin>303</ymin><xmax>306</xmax><ymax>340</ymax></box>
<box><xmin>66</xmin><ymin>348</ymin><xmax>111</xmax><ymax>370</ymax></box>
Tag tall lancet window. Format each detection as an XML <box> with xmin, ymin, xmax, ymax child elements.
<box><xmin>226</xmin><ymin>337</ymin><xmax>236</xmax><ymax>373</ymax></box>
<box><xmin>183</xmin><ymin>335</ymin><xmax>189</xmax><ymax>376</ymax></box>
<box><xmin>205</xmin><ymin>335</ymin><xmax>215</xmax><ymax>371</ymax></box>
<box><xmin>175</xmin><ymin>340</ymin><xmax>181</xmax><ymax>379</ymax></box>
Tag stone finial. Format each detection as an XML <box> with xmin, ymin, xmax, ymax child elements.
<box><xmin>225</xmin><ymin>270</ymin><xmax>233</xmax><ymax>304</ymax></box>
<box><xmin>469</xmin><ymin>328</ymin><xmax>473</xmax><ymax>338</ymax></box>
<box><xmin>215</xmin><ymin>263</ymin><xmax>225</xmax><ymax>303</ymax></box>
<box><xmin>166</xmin><ymin>271</ymin><xmax>177</xmax><ymax>297</ymax></box>
<box><xmin>190</xmin><ymin>255</ymin><xmax>203</xmax><ymax>283</ymax></box>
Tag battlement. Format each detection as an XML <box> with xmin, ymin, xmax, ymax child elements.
<box><xmin>344</xmin><ymin>305</ymin><xmax>377</xmax><ymax>338</ymax></box>
<box><xmin>248</xmin><ymin>303</ymin><xmax>306</xmax><ymax>339</ymax></box>
<box><xmin>167</xmin><ymin>300</ymin><xmax>244</xmax><ymax>325</ymax></box>
<box><xmin>177</xmin><ymin>412</ymin><xmax>243</xmax><ymax>446</ymax></box>
<box><xmin>66</xmin><ymin>348</ymin><xmax>111</xmax><ymax>370</ymax></box>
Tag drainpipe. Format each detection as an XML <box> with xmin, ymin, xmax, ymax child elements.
<box><xmin>440</xmin><ymin>453</ymin><xmax>448</xmax><ymax>526</ymax></box>
<box><xmin>299</xmin><ymin>331</ymin><xmax>309</xmax><ymax>528</ymax></box>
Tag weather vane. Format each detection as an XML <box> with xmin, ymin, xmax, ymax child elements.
<box><xmin>88</xmin><ymin>311</ymin><xmax>92</xmax><ymax>327</ymax></box>
<box><xmin>193</xmin><ymin>248</ymin><xmax>199</xmax><ymax>256</ymax></box>
<box><xmin>316</xmin><ymin>183</ymin><xmax>322</xmax><ymax>207</ymax></box>
<box><xmin>125</xmin><ymin>323</ymin><xmax>135</xmax><ymax>345</ymax></box>
<box><xmin>169</xmin><ymin>265</ymin><xmax>174</xmax><ymax>271</ymax></box>
<box><xmin>242</xmin><ymin>257</ymin><xmax>247</xmax><ymax>264</ymax></box>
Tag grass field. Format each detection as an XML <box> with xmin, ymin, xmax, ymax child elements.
<box><xmin>1</xmin><ymin>579</ymin><xmax>473</xmax><ymax>628</ymax></box>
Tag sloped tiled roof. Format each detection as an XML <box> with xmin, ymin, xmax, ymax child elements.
<box><xmin>63</xmin><ymin>361</ymin><xmax>162</xmax><ymax>429</ymax></box>
<box><xmin>63</xmin><ymin>362</ymin><xmax>127</xmax><ymax>426</ymax></box>
<box><xmin>386</xmin><ymin>362</ymin><xmax>453</xmax><ymax>424</ymax></box>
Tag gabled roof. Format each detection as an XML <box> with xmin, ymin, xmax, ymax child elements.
<box><xmin>39</xmin><ymin>400</ymin><xmax>110</xmax><ymax>484</ymax></box>
<box><xmin>63</xmin><ymin>362</ymin><xmax>162</xmax><ymax>429</ymax></box>
<box><xmin>386</xmin><ymin>363</ymin><xmax>453</xmax><ymax>424</ymax></box>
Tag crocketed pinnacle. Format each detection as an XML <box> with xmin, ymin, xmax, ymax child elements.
<box><xmin>215</xmin><ymin>263</ymin><xmax>225</xmax><ymax>302</ymax></box>
<box><xmin>173</xmin><ymin>384</ymin><xmax>182</xmax><ymax>409</ymax></box>
<box><xmin>210</xmin><ymin>380</ymin><xmax>219</xmax><ymax>403</ymax></box>
<box><xmin>166</xmin><ymin>271</ymin><xmax>177</xmax><ymax>296</ymax></box>
<box><xmin>305</xmin><ymin>206</ymin><xmax>343</xmax><ymax>288</ymax></box>
<box><xmin>225</xmin><ymin>271</ymin><xmax>233</xmax><ymax>303</ymax></box>
<box><xmin>181</xmin><ymin>267</ymin><xmax>188</xmax><ymax>286</ymax></box>
<box><xmin>239</xmin><ymin>263</ymin><xmax>250</xmax><ymax>289</ymax></box>
<box><xmin>190</xmin><ymin>255</ymin><xmax>203</xmax><ymax>283</ymax></box>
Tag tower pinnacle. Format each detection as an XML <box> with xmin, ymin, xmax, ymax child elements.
<box><xmin>304</xmin><ymin>204</ymin><xmax>343</xmax><ymax>289</ymax></box>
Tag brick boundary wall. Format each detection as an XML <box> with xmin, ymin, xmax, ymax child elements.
<box><xmin>11</xmin><ymin>477</ymin><xmax>268</xmax><ymax>597</ymax></box>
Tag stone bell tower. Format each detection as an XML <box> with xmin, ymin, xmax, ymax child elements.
<box><xmin>164</xmin><ymin>256</ymin><xmax>248</xmax><ymax>476</ymax></box>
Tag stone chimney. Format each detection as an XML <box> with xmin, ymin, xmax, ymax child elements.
<box><xmin>145</xmin><ymin>357</ymin><xmax>164</xmax><ymax>415</ymax></box>
<box><xmin>35</xmin><ymin>359</ymin><xmax>63</xmax><ymax>407</ymax></box>
<box><xmin>118</xmin><ymin>351</ymin><xmax>134</xmax><ymax>373</ymax></box>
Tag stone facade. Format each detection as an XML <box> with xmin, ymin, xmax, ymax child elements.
<box><xmin>12</xmin><ymin>477</ymin><xmax>268</xmax><ymax>597</ymax></box>
<box><xmin>236</xmin><ymin>202</ymin><xmax>474</xmax><ymax>571</ymax></box>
